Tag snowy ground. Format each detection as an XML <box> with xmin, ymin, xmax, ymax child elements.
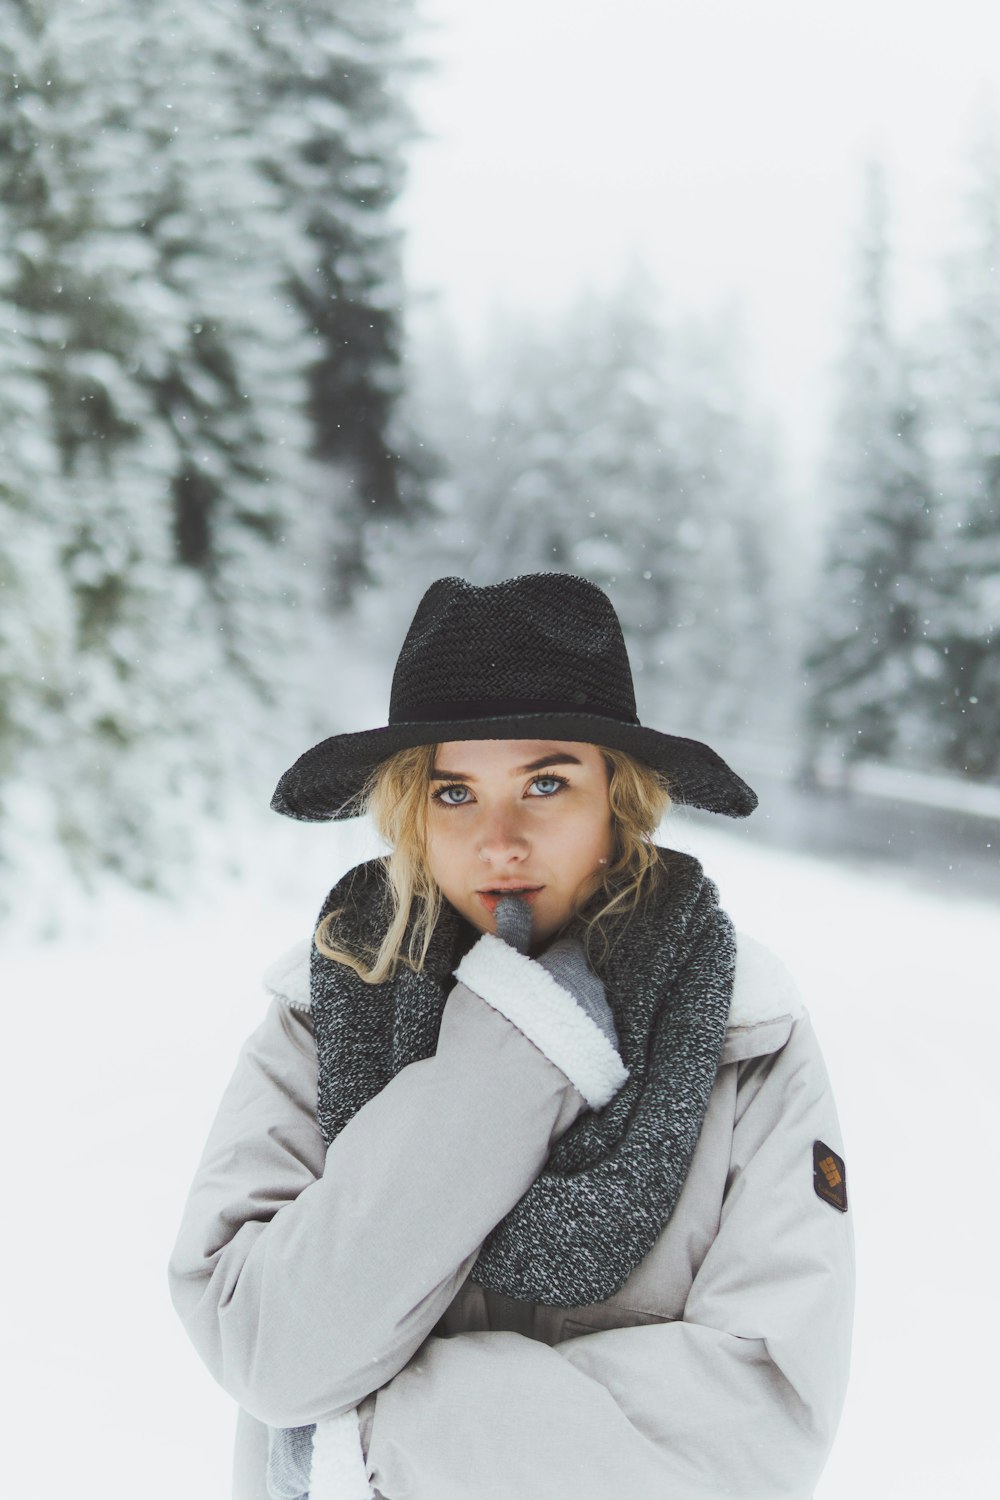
<box><xmin>2</xmin><ymin>811</ymin><xmax>996</xmax><ymax>1498</ymax></box>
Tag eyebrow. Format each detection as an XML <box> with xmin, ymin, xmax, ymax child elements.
<box><xmin>429</xmin><ymin>752</ymin><xmax>584</xmax><ymax>781</ymax></box>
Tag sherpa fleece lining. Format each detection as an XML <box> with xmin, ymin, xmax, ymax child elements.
<box><xmin>727</xmin><ymin>933</ymin><xmax>804</xmax><ymax>1028</ymax></box>
<box><xmin>311</xmin><ymin>1408</ymin><xmax>373</xmax><ymax>1500</ymax></box>
<box><xmin>262</xmin><ymin>940</ymin><xmax>313</xmax><ymax>1012</ymax></box>
<box><xmin>454</xmin><ymin>933</ymin><xmax>629</xmax><ymax>1110</ymax></box>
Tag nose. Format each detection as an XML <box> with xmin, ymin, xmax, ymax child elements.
<box><xmin>476</xmin><ymin>805</ymin><xmax>530</xmax><ymax>867</ymax></box>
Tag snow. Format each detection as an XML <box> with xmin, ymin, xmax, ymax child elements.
<box><xmin>815</xmin><ymin>757</ymin><xmax>1000</xmax><ymax>820</ymax></box>
<box><xmin>1</xmin><ymin>815</ymin><xmax>995</xmax><ymax>1497</ymax></box>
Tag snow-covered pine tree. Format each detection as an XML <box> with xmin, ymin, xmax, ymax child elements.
<box><xmin>803</xmin><ymin>162</ymin><xmax>937</xmax><ymax>776</ymax></box>
<box><xmin>238</xmin><ymin>0</ymin><xmax>423</xmax><ymax>598</ymax></box>
<box><xmin>0</xmin><ymin>0</ymin><xmax>197</xmax><ymax>895</ymax></box>
<box><xmin>0</xmin><ymin>3</ymin><xmax>69</xmax><ymax>825</ymax></box>
<box><xmin>0</xmin><ymin>2</ymin><xmax>339</xmax><ymax>911</ymax></box>
<box><xmin>928</xmin><ymin>122</ymin><xmax>1000</xmax><ymax>779</ymax></box>
<box><xmin>0</xmin><ymin>298</ymin><xmax>76</xmax><ymax>898</ymax></box>
<box><xmin>55</xmin><ymin>1</ymin><xmax>339</xmax><ymax>801</ymax></box>
<box><xmin>68</xmin><ymin>2</ymin><xmax>327</xmax><ymax>674</ymax></box>
<box><xmin>646</xmin><ymin>307</ymin><xmax>787</xmax><ymax>741</ymax></box>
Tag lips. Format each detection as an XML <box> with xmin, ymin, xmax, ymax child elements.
<box><xmin>476</xmin><ymin>887</ymin><xmax>543</xmax><ymax>914</ymax></box>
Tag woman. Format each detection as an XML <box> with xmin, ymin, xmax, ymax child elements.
<box><xmin>169</xmin><ymin>573</ymin><xmax>854</xmax><ymax>1500</ymax></box>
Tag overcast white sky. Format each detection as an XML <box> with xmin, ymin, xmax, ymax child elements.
<box><xmin>400</xmin><ymin>0</ymin><xmax>1000</xmax><ymax>494</ymax></box>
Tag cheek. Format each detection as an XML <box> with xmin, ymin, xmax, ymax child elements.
<box><xmin>425</xmin><ymin>828</ymin><xmax>445</xmax><ymax>878</ymax></box>
<box><xmin>425</xmin><ymin>818</ymin><xmax>467</xmax><ymax>886</ymax></box>
<box><xmin>559</xmin><ymin>806</ymin><xmax>613</xmax><ymax>874</ymax></box>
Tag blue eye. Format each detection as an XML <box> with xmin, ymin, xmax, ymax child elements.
<box><xmin>529</xmin><ymin>775</ymin><xmax>568</xmax><ymax>797</ymax></box>
<box><xmin>433</xmin><ymin>784</ymin><xmax>473</xmax><ymax>806</ymax></box>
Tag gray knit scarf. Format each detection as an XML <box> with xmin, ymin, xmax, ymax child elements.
<box><xmin>310</xmin><ymin>847</ymin><xmax>734</xmax><ymax>1307</ymax></box>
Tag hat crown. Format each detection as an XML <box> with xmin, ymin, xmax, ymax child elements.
<box><xmin>389</xmin><ymin>574</ymin><xmax>639</xmax><ymax>726</ymax></box>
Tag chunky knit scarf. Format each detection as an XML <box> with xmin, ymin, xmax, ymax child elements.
<box><xmin>310</xmin><ymin>847</ymin><xmax>735</xmax><ymax>1307</ymax></box>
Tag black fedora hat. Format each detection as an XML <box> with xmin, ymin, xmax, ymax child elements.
<box><xmin>271</xmin><ymin>573</ymin><xmax>757</xmax><ymax>821</ymax></box>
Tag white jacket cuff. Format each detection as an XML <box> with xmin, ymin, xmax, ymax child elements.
<box><xmin>311</xmin><ymin>1407</ymin><xmax>373</xmax><ymax>1500</ymax></box>
<box><xmin>454</xmin><ymin>934</ymin><xmax>628</xmax><ymax>1110</ymax></box>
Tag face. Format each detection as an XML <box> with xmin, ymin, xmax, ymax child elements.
<box><xmin>424</xmin><ymin>739</ymin><xmax>614</xmax><ymax>954</ymax></box>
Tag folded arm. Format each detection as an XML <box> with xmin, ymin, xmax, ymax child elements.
<box><xmin>168</xmin><ymin>948</ymin><xmax>613</xmax><ymax>1427</ymax></box>
<box><xmin>363</xmin><ymin>1015</ymin><xmax>854</xmax><ymax>1500</ymax></box>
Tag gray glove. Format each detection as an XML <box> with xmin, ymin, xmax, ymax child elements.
<box><xmin>267</xmin><ymin>1423</ymin><xmax>313</xmax><ymax>1500</ymax></box>
<box><xmin>495</xmin><ymin>897</ymin><xmax>619</xmax><ymax>1051</ymax></box>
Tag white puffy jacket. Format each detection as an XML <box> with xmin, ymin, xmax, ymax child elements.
<box><xmin>168</xmin><ymin>929</ymin><xmax>854</xmax><ymax>1499</ymax></box>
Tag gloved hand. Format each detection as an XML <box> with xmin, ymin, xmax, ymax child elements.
<box><xmin>267</xmin><ymin>1423</ymin><xmax>313</xmax><ymax>1500</ymax></box>
<box><xmin>493</xmin><ymin>892</ymin><xmax>534</xmax><ymax>954</ymax></box>
<box><xmin>495</xmin><ymin>897</ymin><xmax>619</xmax><ymax>1051</ymax></box>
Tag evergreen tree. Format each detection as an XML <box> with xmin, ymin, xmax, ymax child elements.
<box><xmin>0</xmin><ymin>2</ymin><xmax>67</xmax><ymax>809</ymax></box>
<box><xmin>239</xmin><ymin>0</ymin><xmax>422</xmax><ymax>595</ymax></box>
<box><xmin>645</xmin><ymin>309</ymin><xmax>787</xmax><ymax>739</ymax></box>
<box><xmin>0</xmin><ymin>303</ymin><xmax>74</xmax><ymax>876</ymax></box>
<box><xmin>0</xmin><ymin>0</ymin><xmax>190</xmax><ymax>889</ymax></box>
<box><xmin>0</xmin><ymin>1</ymin><xmax>335</xmax><ymax>905</ymax></box>
<box><xmin>803</xmin><ymin>163</ymin><xmax>937</xmax><ymax>774</ymax></box>
<box><xmin>59</xmin><ymin>0</ymin><xmax>326</xmax><ymax>690</ymax></box>
<box><xmin>929</xmin><ymin>123</ymin><xmax>1000</xmax><ymax>778</ymax></box>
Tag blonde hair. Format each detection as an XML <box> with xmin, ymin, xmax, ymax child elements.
<box><xmin>315</xmin><ymin>742</ymin><xmax>672</xmax><ymax>983</ymax></box>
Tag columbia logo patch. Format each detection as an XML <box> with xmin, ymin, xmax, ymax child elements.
<box><xmin>813</xmin><ymin>1140</ymin><xmax>848</xmax><ymax>1212</ymax></box>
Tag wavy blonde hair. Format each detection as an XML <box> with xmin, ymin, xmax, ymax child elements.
<box><xmin>315</xmin><ymin>742</ymin><xmax>672</xmax><ymax>982</ymax></box>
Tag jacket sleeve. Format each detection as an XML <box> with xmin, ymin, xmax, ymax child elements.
<box><xmin>363</xmin><ymin>1014</ymin><xmax>855</xmax><ymax>1500</ymax></box>
<box><xmin>167</xmin><ymin>958</ymin><xmax>602</xmax><ymax>1428</ymax></box>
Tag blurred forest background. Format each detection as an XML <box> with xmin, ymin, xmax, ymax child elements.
<box><xmin>1</xmin><ymin>0</ymin><xmax>998</xmax><ymax>924</ymax></box>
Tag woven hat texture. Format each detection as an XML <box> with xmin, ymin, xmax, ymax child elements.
<box><xmin>271</xmin><ymin>573</ymin><xmax>757</xmax><ymax>820</ymax></box>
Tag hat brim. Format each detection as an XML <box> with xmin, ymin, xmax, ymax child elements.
<box><xmin>271</xmin><ymin>711</ymin><xmax>758</xmax><ymax>821</ymax></box>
